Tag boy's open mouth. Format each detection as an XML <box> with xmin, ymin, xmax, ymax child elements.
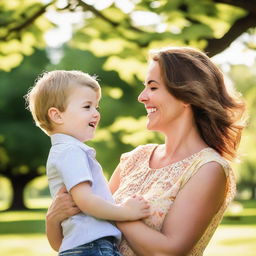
<box><xmin>89</xmin><ymin>122</ymin><xmax>96</xmax><ymax>128</ymax></box>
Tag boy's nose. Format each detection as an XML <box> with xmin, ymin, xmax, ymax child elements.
<box><xmin>93</xmin><ymin>109</ymin><xmax>100</xmax><ymax>118</ymax></box>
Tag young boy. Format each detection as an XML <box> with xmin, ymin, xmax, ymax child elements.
<box><xmin>25</xmin><ymin>70</ymin><xmax>151</xmax><ymax>256</ymax></box>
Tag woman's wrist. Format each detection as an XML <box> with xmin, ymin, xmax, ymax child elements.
<box><xmin>46</xmin><ymin>209</ymin><xmax>62</xmax><ymax>225</ymax></box>
<box><xmin>116</xmin><ymin>220</ymin><xmax>140</xmax><ymax>230</ymax></box>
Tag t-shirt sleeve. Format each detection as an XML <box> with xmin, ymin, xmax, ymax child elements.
<box><xmin>55</xmin><ymin>145</ymin><xmax>93</xmax><ymax>192</ymax></box>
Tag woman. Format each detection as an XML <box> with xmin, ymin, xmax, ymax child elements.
<box><xmin>46</xmin><ymin>46</ymin><xmax>246</xmax><ymax>255</ymax></box>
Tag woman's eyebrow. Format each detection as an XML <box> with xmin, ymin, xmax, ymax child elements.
<box><xmin>143</xmin><ymin>80</ymin><xmax>160</xmax><ymax>85</ymax></box>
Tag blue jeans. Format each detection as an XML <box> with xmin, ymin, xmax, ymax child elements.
<box><xmin>58</xmin><ymin>237</ymin><xmax>122</xmax><ymax>256</ymax></box>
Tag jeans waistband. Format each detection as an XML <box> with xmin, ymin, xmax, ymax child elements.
<box><xmin>97</xmin><ymin>236</ymin><xmax>116</xmax><ymax>244</ymax></box>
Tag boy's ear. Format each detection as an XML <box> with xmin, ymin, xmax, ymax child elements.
<box><xmin>48</xmin><ymin>107</ymin><xmax>63</xmax><ymax>124</ymax></box>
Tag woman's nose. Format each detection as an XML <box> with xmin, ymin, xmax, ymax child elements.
<box><xmin>138</xmin><ymin>89</ymin><xmax>148</xmax><ymax>103</ymax></box>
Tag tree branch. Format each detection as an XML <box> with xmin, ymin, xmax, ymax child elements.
<box><xmin>77</xmin><ymin>0</ymin><xmax>149</xmax><ymax>46</ymax></box>
<box><xmin>205</xmin><ymin>13</ymin><xmax>256</xmax><ymax>56</ymax></box>
<box><xmin>77</xmin><ymin>0</ymin><xmax>146</xmax><ymax>33</ymax></box>
<box><xmin>0</xmin><ymin>3</ymin><xmax>52</xmax><ymax>41</ymax></box>
<box><xmin>77</xmin><ymin>0</ymin><xmax>119</xmax><ymax>27</ymax></box>
<box><xmin>213</xmin><ymin>0</ymin><xmax>256</xmax><ymax>14</ymax></box>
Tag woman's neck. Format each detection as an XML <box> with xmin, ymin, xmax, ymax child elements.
<box><xmin>149</xmin><ymin>125</ymin><xmax>207</xmax><ymax>169</ymax></box>
<box><xmin>162</xmin><ymin>118</ymin><xmax>207</xmax><ymax>161</ymax></box>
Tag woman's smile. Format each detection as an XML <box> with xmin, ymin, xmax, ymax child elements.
<box><xmin>146</xmin><ymin>107</ymin><xmax>157</xmax><ymax>115</ymax></box>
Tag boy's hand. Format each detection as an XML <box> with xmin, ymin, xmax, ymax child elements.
<box><xmin>121</xmin><ymin>195</ymin><xmax>151</xmax><ymax>220</ymax></box>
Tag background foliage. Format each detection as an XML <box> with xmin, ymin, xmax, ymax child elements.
<box><xmin>0</xmin><ymin>0</ymin><xmax>255</xmax><ymax>210</ymax></box>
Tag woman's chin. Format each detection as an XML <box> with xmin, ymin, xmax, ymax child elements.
<box><xmin>146</xmin><ymin>122</ymin><xmax>157</xmax><ymax>131</ymax></box>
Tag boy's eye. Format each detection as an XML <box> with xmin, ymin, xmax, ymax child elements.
<box><xmin>84</xmin><ymin>105</ymin><xmax>90</xmax><ymax>109</ymax></box>
<box><xmin>96</xmin><ymin>106</ymin><xmax>100</xmax><ymax>111</ymax></box>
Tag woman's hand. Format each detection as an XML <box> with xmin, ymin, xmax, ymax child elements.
<box><xmin>46</xmin><ymin>186</ymin><xmax>80</xmax><ymax>251</ymax></box>
<box><xmin>47</xmin><ymin>186</ymin><xmax>80</xmax><ymax>222</ymax></box>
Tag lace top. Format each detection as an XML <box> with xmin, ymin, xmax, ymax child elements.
<box><xmin>113</xmin><ymin>144</ymin><xmax>236</xmax><ymax>256</ymax></box>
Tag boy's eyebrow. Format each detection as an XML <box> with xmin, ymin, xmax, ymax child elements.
<box><xmin>82</xmin><ymin>100</ymin><xmax>92</xmax><ymax>104</ymax></box>
<box><xmin>143</xmin><ymin>80</ymin><xmax>160</xmax><ymax>86</ymax></box>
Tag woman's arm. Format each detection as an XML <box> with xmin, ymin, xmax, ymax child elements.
<box><xmin>109</xmin><ymin>164</ymin><xmax>121</xmax><ymax>194</ymax></box>
<box><xmin>46</xmin><ymin>164</ymin><xmax>122</xmax><ymax>251</ymax></box>
<box><xmin>46</xmin><ymin>164</ymin><xmax>149</xmax><ymax>251</ymax></box>
<box><xmin>117</xmin><ymin>162</ymin><xmax>227</xmax><ymax>256</ymax></box>
<box><xmin>46</xmin><ymin>186</ymin><xmax>80</xmax><ymax>251</ymax></box>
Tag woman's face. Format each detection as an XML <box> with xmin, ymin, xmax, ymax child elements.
<box><xmin>138</xmin><ymin>60</ymin><xmax>188</xmax><ymax>133</ymax></box>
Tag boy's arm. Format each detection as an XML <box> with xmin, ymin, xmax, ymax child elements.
<box><xmin>56</xmin><ymin>146</ymin><xmax>149</xmax><ymax>221</ymax></box>
<box><xmin>70</xmin><ymin>182</ymin><xmax>150</xmax><ymax>221</ymax></box>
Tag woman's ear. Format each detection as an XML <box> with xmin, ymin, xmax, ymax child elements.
<box><xmin>48</xmin><ymin>107</ymin><xmax>63</xmax><ymax>125</ymax></box>
<box><xmin>183</xmin><ymin>102</ymin><xmax>190</xmax><ymax>108</ymax></box>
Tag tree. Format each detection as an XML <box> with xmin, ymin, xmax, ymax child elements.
<box><xmin>1</xmin><ymin>0</ymin><xmax>256</xmax><ymax>209</ymax></box>
<box><xmin>0</xmin><ymin>44</ymin><xmax>161</xmax><ymax>210</ymax></box>
<box><xmin>0</xmin><ymin>49</ymin><xmax>51</xmax><ymax>209</ymax></box>
<box><xmin>228</xmin><ymin>64</ymin><xmax>256</xmax><ymax>199</ymax></box>
<box><xmin>0</xmin><ymin>0</ymin><xmax>256</xmax><ymax>72</ymax></box>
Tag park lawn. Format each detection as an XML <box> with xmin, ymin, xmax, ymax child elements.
<box><xmin>205</xmin><ymin>200</ymin><xmax>256</xmax><ymax>256</ymax></box>
<box><xmin>0</xmin><ymin>210</ymin><xmax>55</xmax><ymax>256</ymax></box>
<box><xmin>0</xmin><ymin>200</ymin><xmax>255</xmax><ymax>256</ymax></box>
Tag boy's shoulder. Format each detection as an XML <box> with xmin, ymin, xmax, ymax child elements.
<box><xmin>47</xmin><ymin>142</ymin><xmax>88</xmax><ymax>164</ymax></box>
<box><xmin>49</xmin><ymin>134</ymin><xmax>95</xmax><ymax>156</ymax></box>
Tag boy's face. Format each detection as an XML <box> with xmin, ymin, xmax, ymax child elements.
<box><xmin>59</xmin><ymin>86</ymin><xmax>100</xmax><ymax>142</ymax></box>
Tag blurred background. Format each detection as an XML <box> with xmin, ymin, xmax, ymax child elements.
<box><xmin>0</xmin><ymin>0</ymin><xmax>255</xmax><ymax>255</ymax></box>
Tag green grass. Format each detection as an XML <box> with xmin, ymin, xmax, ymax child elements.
<box><xmin>205</xmin><ymin>200</ymin><xmax>256</xmax><ymax>256</ymax></box>
<box><xmin>0</xmin><ymin>210</ymin><xmax>55</xmax><ymax>256</ymax></box>
<box><xmin>0</xmin><ymin>200</ymin><xmax>255</xmax><ymax>256</ymax></box>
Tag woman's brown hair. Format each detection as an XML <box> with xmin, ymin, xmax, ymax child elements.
<box><xmin>150</xmin><ymin>47</ymin><xmax>247</xmax><ymax>160</ymax></box>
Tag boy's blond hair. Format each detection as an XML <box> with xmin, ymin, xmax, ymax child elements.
<box><xmin>25</xmin><ymin>70</ymin><xmax>101</xmax><ymax>134</ymax></box>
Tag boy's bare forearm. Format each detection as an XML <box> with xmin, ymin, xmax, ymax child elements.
<box><xmin>71</xmin><ymin>182</ymin><xmax>150</xmax><ymax>221</ymax></box>
<box><xmin>79</xmin><ymin>193</ymin><xmax>129</xmax><ymax>221</ymax></box>
<box><xmin>70</xmin><ymin>182</ymin><xmax>130</xmax><ymax>221</ymax></box>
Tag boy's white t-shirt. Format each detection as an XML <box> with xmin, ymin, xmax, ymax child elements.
<box><xmin>47</xmin><ymin>133</ymin><xmax>121</xmax><ymax>252</ymax></box>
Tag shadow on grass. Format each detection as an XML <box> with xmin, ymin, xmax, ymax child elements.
<box><xmin>0</xmin><ymin>219</ymin><xmax>45</xmax><ymax>234</ymax></box>
<box><xmin>238</xmin><ymin>200</ymin><xmax>256</xmax><ymax>209</ymax></box>
<box><xmin>222</xmin><ymin>215</ymin><xmax>256</xmax><ymax>225</ymax></box>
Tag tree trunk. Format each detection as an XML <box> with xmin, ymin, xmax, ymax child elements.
<box><xmin>8</xmin><ymin>175</ymin><xmax>35</xmax><ymax>210</ymax></box>
<box><xmin>252</xmin><ymin>185</ymin><xmax>256</xmax><ymax>200</ymax></box>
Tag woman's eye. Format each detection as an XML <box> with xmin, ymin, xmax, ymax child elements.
<box><xmin>150</xmin><ymin>87</ymin><xmax>157</xmax><ymax>91</ymax></box>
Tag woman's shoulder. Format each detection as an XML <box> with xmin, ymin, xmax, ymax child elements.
<box><xmin>194</xmin><ymin>147</ymin><xmax>232</xmax><ymax>178</ymax></box>
<box><xmin>180</xmin><ymin>147</ymin><xmax>235</xmax><ymax>192</ymax></box>
<box><xmin>200</xmin><ymin>147</ymin><xmax>230</xmax><ymax>165</ymax></box>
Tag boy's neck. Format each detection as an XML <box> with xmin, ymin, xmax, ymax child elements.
<box><xmin>49</xmin><ymin>132</ymin><xmax>88</xmax><ymax>144</ymax></box>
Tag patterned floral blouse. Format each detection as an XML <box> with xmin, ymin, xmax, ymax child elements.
<box><xmin>113</xmin><ymin>144</ymin><xmax>236</xmax><ymax>256</ymax></box>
